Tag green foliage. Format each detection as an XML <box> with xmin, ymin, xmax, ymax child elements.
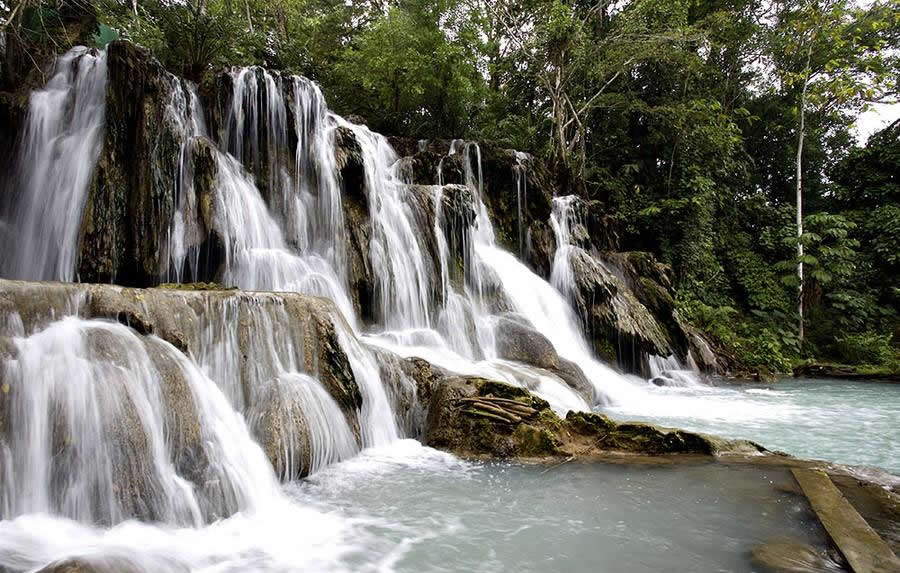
<box><xmin>833</xmin><ymin>333</ymin><xmax>897</xmax><ymax>367</ymax></box>
<box><xmin>331</xmin><ymin>4</ymin><xmax>482</xmax><ymax>136</ymax></box>
<box><xmin>776</xmin><ymin>212</ymin><xmax>859</xmax><ymax>288</ymax></box>
<box><xmin>676</xmin><ymin>293</ymin><xmax>795</xmax><ymax>374</ymax></box>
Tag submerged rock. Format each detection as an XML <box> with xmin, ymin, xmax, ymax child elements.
<box><xmin>750</xmin><ymin>540</ymin><xmax>844</xmax><ymax>573</ymax></box>
<box><xmin>423</xmin><ymin>377</ymin><xmax>765</xmax><ymax>459</ymax></box>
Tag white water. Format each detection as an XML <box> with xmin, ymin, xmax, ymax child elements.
<box><xmin>0</xmin><ymin>440</ymin><xmax>837</xmax><ymax>572</ymax></box>
<box><xmin>0</xmin><ymin>48</ymin><xmax>106</xmax><ymax>281</ymax></box>
<box><xmin>0</xmin><ymin>315</ymin><xmax>281</xmax><ymax>526</ymax></box>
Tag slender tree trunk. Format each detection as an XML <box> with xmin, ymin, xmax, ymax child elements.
<box><xmin>795</xmin><ymin>39</ymin><xmax>813</xmax><ymax>348</ymax></box>
<box><xmin>245</xmin><ymin>0</ymin><xmax>254</xmax><ymax>33</ymax></box>
<box><xmin>795</xmin><ymin>118</ymin><xmax>805</xmax><ymax>346</ymax></box>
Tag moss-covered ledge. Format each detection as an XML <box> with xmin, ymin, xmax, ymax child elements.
<box><xmin>423</xmin><ymin>377</ymin><xmax>767</xmax><ymax>459</ymax></box>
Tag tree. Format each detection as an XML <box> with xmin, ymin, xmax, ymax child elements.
<box><xmin>772</xmin><ymin>0</ymin><xmax>899</xmax><ymax>345</ymax></box>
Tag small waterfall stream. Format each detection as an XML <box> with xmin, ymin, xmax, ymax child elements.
<box><xmin>0</xmin><ymin>48</ymin><xmax>107</xmax><ymax>281</ymax></box>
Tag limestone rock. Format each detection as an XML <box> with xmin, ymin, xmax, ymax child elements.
<box><xmin>78</xmin><ymin>41</ymin><xmax>201</xmax><ymax>286</ymax></box>
<box><xmin>0</xmin><ymin>279</ymin><xmax>365</xmax><ymax>480</ymax></box>
<box><xmin>495</xmin><ymin>314</ymin><xmax>559</xmax><ymax>370</ymax></box>
<box><xmin>569</xmin><ymin>249</ymin><xmax>672</xmax><ymax>373</ymax></box>
<box><xmin>423</xmin><ymin>377</ymin><xmax>765</xmax><ymax>459</ymax></box>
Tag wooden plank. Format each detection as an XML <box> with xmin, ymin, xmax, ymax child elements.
<box><xmin>792</xmin><ymin>468</ymin><xmax>900</xmax><ymax>573</ymax></box>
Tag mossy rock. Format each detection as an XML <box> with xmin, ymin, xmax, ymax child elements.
<box><xmin>424</xmin><ymin>378</ymin><xmax>766</xmax><ymax>460</ymax></box>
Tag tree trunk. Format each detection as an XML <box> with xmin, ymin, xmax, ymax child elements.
<box><xmin>795</xmin><ymin>120</ymin><xmax>805</xmax><ymax>346</ymax></box>
<box><xmin>795</xmin><ymin>39</ymin><xmax>814</xmax><ymax>348</ymax></box>
<box><xmin>245</xmin><ymin>0</ymin><xmax>254</xmax><ymax>33</ymax></box>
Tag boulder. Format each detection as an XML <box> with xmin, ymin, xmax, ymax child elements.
<box><xmin>554</xmin><ymin>358</ymin><xmax>596</xmax><ymax>405</ymax></box>
<box><xmin>494</xmin><ymin>315</ymin><xmax>559</xmax><ymax>370</ymax></box>
<box><xmin>424</xmin><ymin>377</ymin><xmax>765</xmax><ymax>459</ymax></box>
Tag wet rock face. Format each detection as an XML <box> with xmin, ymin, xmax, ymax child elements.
<box><xmin>568</xmin><ymin>249</ymin><xmax>673</xmax><ymax>373</ymax></box>
<box><xmin>495</xmin><ymin>315</ymin><xmax>559</xmax><ymax>370</ymax></box>
<box><xmin>424</xmin><ymin>377</ymin><xmax>765</xmax><ymax>459</ymax></box>
<box><xmin>386</xmin><ymin>138</ymin><xmax>560</xmax><ymax>276</ymax></box>
<box><xmin>78</xmin><ymin>41</ymin><xmax>188</xmax><ymax>286</ymax></box>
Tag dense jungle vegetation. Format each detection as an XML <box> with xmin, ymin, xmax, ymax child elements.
<box><xmin>2</xmin><ymin>0</ymin><xmax>899</xmax><ymax>376</ymax></box>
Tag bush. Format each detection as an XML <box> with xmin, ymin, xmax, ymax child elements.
<box><xmin>677</xmin><ymin>293</ymin><xmax>795</xmax><ymax>374</ymax></box>
<box><xmin>833</xmin><ymin>333</ymin><xmax>896</xmax><ymax>366</ymax></box>
<box><xmin>737</xmin><ymin>328</ymin><xmax>793</xmax><ymax>374</ymax></box>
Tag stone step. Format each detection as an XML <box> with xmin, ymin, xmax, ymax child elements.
<box><xmin>792</xmin><ymin>468</ymin><xmax>900</xmax><ymax>573</ymax></box>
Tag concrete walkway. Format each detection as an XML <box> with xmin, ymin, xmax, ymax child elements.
<box><xmin>792</xmin><ymin>469</ymin><xmax>900</xmax><ymax>573</ymax></box>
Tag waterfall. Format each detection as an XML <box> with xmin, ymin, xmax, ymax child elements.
<box><xmin>0</xmin><ymin>48</ymin><xmax>106</xmax><ymax>281</ymax></box>
<box><xmin>514</xmin><ymin>151</ymin><xmax>529</xmax><ymax>257</ymax></box>
<box><xmin>1</xmin><ymin>49</ymin><xmax>657</xmax><ymax>493</ymax></box>
<box><xmin>0</xmin><ymin>314</ymin><xmax>282</xmax><ymax>526</ymax></box>
<box><xmin>550</xmin><ymin>195</ymin><xmax>581</xmax><ymax>303</ymax></box>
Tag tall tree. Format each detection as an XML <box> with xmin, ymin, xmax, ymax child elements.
<box><xmin>772</xmin><ymin>0</ymin><xmax>898</xmax><ymax>345</ymax></box>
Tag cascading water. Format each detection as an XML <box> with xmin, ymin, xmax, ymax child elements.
<box><xmin>0</xmin><ymin>48</ymin><xmax>106</xmax><ymax>281</ymax></box>
<box><xmin>513</xmin><ymin>151</ymin><xmax>529</xmax><ymax>257</ymax></box>
<box><xmin>549</xmin><ymin>195</ymin><xmax>581</xmax><ymax>303</ymax></box>
<box><xmin>162</xmin><ymin>75</ymin><xmax>209</xmax><ymax>283</ymax></box>
<box><xmin>0</xmin><ymin>313</ymin><xmax>282</xmax><ymax>527</ymax></box>
<box><xmin>2</xmin><ymin>48</ymin><xmax>660</xmax><ymax>508</ymax></box>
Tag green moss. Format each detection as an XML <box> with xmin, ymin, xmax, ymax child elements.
<box><xmin>538</xmin><ymin>408</ymin><xmax>563</xmax><ymax>431</ymax></box>
<box><xmin>564</xmin><ymin>411</ymin><xmax>616</xmax><ymax>435</ymax></box>
<box><xmin>593</xmin><ymin>337</ymin><xmax>618</xmax><ymax>364</ymax></box>
<box><xmin>477</xmin><ymin>380</ymin><xmax>532</xmax><ymax>402</ymax></box>
<box><xmin>513</xmin><ymin>424</ymin><xmax>559</xmax><ymax>456</ymax></box>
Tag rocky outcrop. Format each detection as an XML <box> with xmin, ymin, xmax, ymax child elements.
<box><xmin>568</xmin><ymin>249</ymin><xmax>673</xmax><ymax>373</ymax></box>
<box><xmin>78</xmin><ymin>41</ymin><xmax>195</xmax><ymax>285</ymax></box>
<box><xmin>424</xmin><ymin>377</ymin><xmax>766</xmax><ymax>459</ymax></box>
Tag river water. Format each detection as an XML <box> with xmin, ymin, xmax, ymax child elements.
<box><xmin>603</xmin><ymin>377</ymin><xmax>900</xmax><ymax>475</ymax></box>
<box><xmin>0</xmin><ymin>440</ymin><xmax>836</xmax><ymax>573</ymax></box>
